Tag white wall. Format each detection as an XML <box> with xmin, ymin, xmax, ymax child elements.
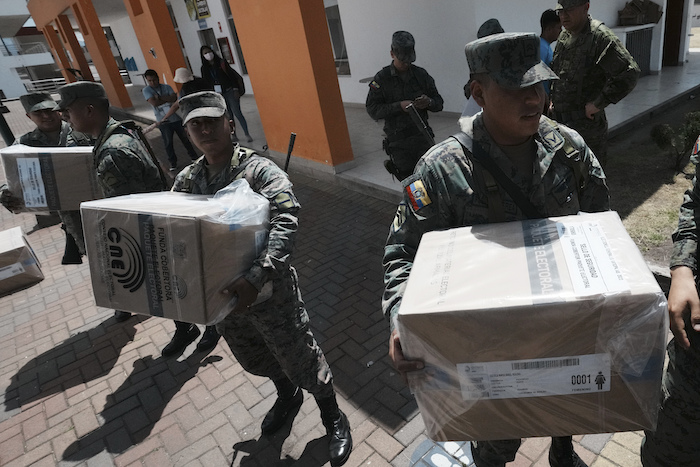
<box><xmin>0</xmin><ymin>52</ymin><xmax>56</xmax><ymax>98</ymax></box>
<box><xmin>106</xmin><ymin>16</ymin><xmax>148</xmax><ymax>85</ymax></box>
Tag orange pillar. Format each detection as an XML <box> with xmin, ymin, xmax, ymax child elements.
<box><xmin>227</xmin><ymin>0</ymin><xmax>353</xmax><ymax>167</ymax></box>
<box><xmin>41</xmin><ymin>25</ymin><xmax>76</xmax><ymax>84</ymax></box>
<box><xmin>123</xmin><ymin>0</ymin><xmax>188</xmax><ymax>88</ymax></box>
<box><xmin>70</xmin><ymin>0</ymin><xmax>132</xmax><ymax>108</ymax></box>
<box><xmin>55</xmin><ymin>14</ymin><xmax>94</xmax><ymax>81</ymax></box>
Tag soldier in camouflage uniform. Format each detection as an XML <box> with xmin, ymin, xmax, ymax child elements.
<box><xmin>549</xmin><ymin>0</ymin><xmax>640</xmax><ymax>167</ymax></box>
<box><xmin>641</xmin><ymin>153</ymin><xmax>700</xmax><ymax>466</ymax></box>
<box><xmin>0</xmin><ymin>92</ymin><xmax>92</xmax><ymax>264</ymax></box>
<box><xmin>366</xmin><ymin>31</ymin><xmax>443</xmax><ymax>180</ymax></box>
<box><xmin>383</xmin><ymin>33</ymin><xmax>609</xmax><ymax>467</ymax></box>
<box><xmin>172</xmin><ymin>91</ymin><xmax>352</xmax><ymax>466</ymax></box>
<box><xmin>57</xmin><ymin>81</ymin><xmax>166</xmax><ymax>327</ymax></box>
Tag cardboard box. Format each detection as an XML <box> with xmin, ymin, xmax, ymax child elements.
<box><xmin>81</xmin><ymin>191</ymin><xmax>269</xmax><ymax>325</ymax></box>
<box><xmin>0</xmin><ymin>227</ymin><xmax>44</xmax><ymax>296</ymax></box>
<box><xmin>1</xmin><ymin>144</ymin><xmax>99</xmax><ymax>212</ymax></box>
<box><xmin>398</xmin><ymin>211</ymin><xmax>667</xmax><ymax>441</ymax></box>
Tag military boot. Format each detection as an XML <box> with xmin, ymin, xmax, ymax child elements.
<box><xmin>549</xmin><ymin>436</ymin><xmax>588</xmax><ymax>467</ymax></box>
<box><xmin>261</xmin><ymin>377</ymin><xmax>303</xmax><ymax>435</ymax></box>
<box><xmin>317</xmin><ymin>395</ymin><xmax>352</xmax><ymax>467</ymax></box>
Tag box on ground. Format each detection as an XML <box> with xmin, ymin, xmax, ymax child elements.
<box><xmin>0</xmin><ymin>226</ymin><xmax>44</xmax><ymax>296</ymax></box>
<box><xmin>1</xmin><ymin>144</ymin><xmax>99</xmax><ymax>212</ymax></box>
<box><xmin>398</xmin><ymin>211</ymin><xmax>667</xmax><ymax>441</ymax></box>
<box><xmin>81</xmin><ymin>190</ymin><xmax>269</xmax><ymax>325</ymax></box>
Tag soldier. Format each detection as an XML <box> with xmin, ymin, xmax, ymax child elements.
<box><xmin>382</xmin><ymin>33</ymin><xmax>609</xmax><ymax>467</ymax></box>
<box><xmin>173</xmin><ymin>91</ymin><xmax>352</xmax><ymax>466</ymax></box>
<box><xmin>549</xmin><ymin>0</ymin><xmax>640</xmax><ymax>167</ymax></box>
<box><xmin>0</xmin><ymin>92</ymin><xmax>92</xmax><ymax>264</ymax></box>
<box><xmin>366</xmin><ymin>30</ymin><xmax>443</xmax><ymax>180</ymax></box>
<box><xmin>641</xmin><ymin>159</ymin><xmax>700</xmax><ymax>465</ymax></box>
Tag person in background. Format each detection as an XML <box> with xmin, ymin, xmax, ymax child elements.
<box><xmin>156</xmin><ymin>67</ymin><xmax>216</xmax><ymax>125</ymax></box>
<box><xmin>540</xmin><ymin>9</ymin><xmax>561</xmax><ymax>96</ymax></box>
<box><xmin>200</xmin><ymin>46</ymin><xmax>253</xmax><ymax>143</ymax></box>
<box><xmin>461</xmin><ymin>18</ymin><xmax>505</xmax><ymax>119</ymax></box>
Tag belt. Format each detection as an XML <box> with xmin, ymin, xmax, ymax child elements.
<box><xmin>385</xmin><ymin>126</ymin><xmax>421</xmax><ymax>143</ymax></box>
<box><xmin>552</xmin><ymin>109</ymin><xmax>587</xmax><ymax>122</ymax></box>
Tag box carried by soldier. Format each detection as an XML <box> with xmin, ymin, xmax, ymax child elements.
<box><xmin>81</xmin><ymin>181</ymin><xmax>269</xmax><ymax>325</ymax></box>
<box><xmin>0</xmin><ymin>226</ymin><xmax>44</xmax><ymax>296</ymax></box>
<box><xmin>397</xmin><ymin>211</ymin><xmax>667</xmax><ymax>441</ymax></box>
<box><xmin>0</xmin><ymin>145</ymin><xmax>99</xmax><ymax>212</ymax></box>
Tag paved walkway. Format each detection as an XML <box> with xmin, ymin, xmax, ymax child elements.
<box><xmin>0</xmin><ymin>54</ymin><xmax>686</xmax><ymax>465</ymax></box>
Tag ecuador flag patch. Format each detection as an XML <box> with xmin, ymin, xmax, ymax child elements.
<box><xmin>406</xmin><ymin>180</ymin><xmax>432</xmax><ymax>210</ymax></box>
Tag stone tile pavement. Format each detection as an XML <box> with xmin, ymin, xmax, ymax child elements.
<box><xmin>0</xmin><ymin>98</ymin><xmax>649</xmax><ymax>466</ymax></box>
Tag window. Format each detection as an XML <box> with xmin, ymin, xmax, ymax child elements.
<box><xmin>324</xmin><ymin>2</ymin><xmax>350</xmax><ymax>75</ymax></box>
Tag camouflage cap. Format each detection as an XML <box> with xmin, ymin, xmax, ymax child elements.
<box><xmin>391</xmin><ymin>31</ymin><xmax>416</xmax><ymax>63</ymax></box>
<box><xmin>555</xmin><ymin>0</ymin><xmax>588</xmax><ymax>11</ymax></box>
<box><xmin>477</xmin><ymin>19</ymin><xmax>505</xmax><ymax>39</ymax></box>
<box><xmin>178</xmin><ymin>91</ymin><xmax>227</xmax><ymax>125</ymax></box>
<box><xmin>56</xmin><ymin>81</ymin><xmax>107</xmax><ymax>110</ymax></box>
<box><xmin>465</xmin><ymin>32</ymin><xmax>559</xmax><ymax>89</ymax></box>
<box><xmin>19</xmin><ymin>92</ymin><xmax>58</xmax><ymax>113</ymax></box>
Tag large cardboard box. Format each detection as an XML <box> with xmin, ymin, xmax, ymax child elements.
<box><xmin>81</xmin><ymin>191</ymin><xmax>269</xmax><ymax>325</ymax></box>
<box><xmin>0</xmin><ymin>227</ymin><xmax>44</xmax><ymax>296</ymax></box>
<box><xmin>1</xmin><ymin>144</ymin><xmax>99</xmax><ymax>212</ymax></box>
<box><xmin>398</xmin><ymin>211</ymin><xmax>668</xmax><ymax>441</ymax></box>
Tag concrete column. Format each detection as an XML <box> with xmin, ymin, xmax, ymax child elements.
<box><xmin>55</xmin><ymin>14</ymin><xmax>94</xmax><ymax>81</ymax></box>
<box><xmin>41</xmin><ymin>25</ymin><xmax>76</xmax><ymax>85</ymax></box>
<box><xmin>227</xmin><ymin>0</ymin><xmax>353</xmax><ymax>168</ymax></box>
<box><xmin>122</xmin><ymin>0</ymin><xmax>188</xmax><ymax>88</ymax></box>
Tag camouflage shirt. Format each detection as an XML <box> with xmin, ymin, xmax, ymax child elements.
<box><xmin>172</xmin><ymin>145</ymin><xmax>300</xmax><ymax>292</ymax></box>
<box><xmin>382</xmin><ymin>114</ymin><xmax>610</xmax><ymax>330</ymax></box>
<box><xmin>13</xmin><ymin>121</ymin><xmax>92</xmax><ymax>148</ymax></box>
<box><xmin>93</xmin><ymin>118</ymin><xmax>165</xmax><ymax>197</ymax></box>
<box><xmin>366</xmin><ymin>63</ymin><xmax>443</xmax><ymax>138</ymax></box>
<box><xmin>550</xmin><ymin>16</ymin><xmax>640</xmax><ymax>113</ymax></box>
<box><xmin>671</xmin><ymin>163</ymin><xmax>700</xmax><ymax>271</ymax></box>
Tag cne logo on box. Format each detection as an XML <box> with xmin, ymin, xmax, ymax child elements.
<box><xmin>107</xmin><ymin>227</ymin><xmax>146</xmax><ymax>292</ymax></box>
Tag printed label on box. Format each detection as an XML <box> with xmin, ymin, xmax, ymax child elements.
<box><xmin>0</xmin><ymin>262</ymin><xmax>25</xmax><ymax>281</ymax></box>
<box><xmin>16</xmin><ymin>158</ymin><xmax>47</xmax><ymax>208</ymax></box>
<box><xmin>457</xmin><ymin>354</ymin><xmax>611</xmax><ymax>400</ymax></box>
<box><xmin>557</xmin><ymin>220</ymin><xmax>628</xmax><ymax>296</ymax></box>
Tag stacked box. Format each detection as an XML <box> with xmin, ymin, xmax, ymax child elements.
<box><xmin>0</xmin><ymin>227</ymin><xmax>44</xmax><ymax>296</ymax></box>
<box><xmin>81</xmin><ymin>191</ymin><xmax>269</xmax><ymax>325</ymax></box>
<box><xmin>1</xmin><ymin>144</ymin><xmax>99</xmax><ymax>212</ymax></box>
<box><xmin>398</xmin><ymin>211</ymin><xmax>667</xmax><ymax>441</ymax></box>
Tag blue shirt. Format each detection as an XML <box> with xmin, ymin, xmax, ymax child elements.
<box><xmin>142</xmin><ymin>84</ymin><xmax>180</xmax><ymax>123</ymax></box>
<box><xmin>540</xmin><ymin>36</ymin><xmax>554</xmax><ymax>94</ymax></box>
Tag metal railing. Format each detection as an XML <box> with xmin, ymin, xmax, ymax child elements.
<box><xmin>1</xmin><ymin>41</ymin><xmax>51</xmax><ymax>57</ymax></box>
<box><xmin>23</xmin><ymin>70</ymin><xmax>133</xmax><ymax>93</ymax></box>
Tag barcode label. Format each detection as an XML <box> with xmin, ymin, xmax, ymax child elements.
<box><xmin>0</xmin><ymin>262</ymin><xmax>25</xmax><ymax>281</ymax></box>
<box><xmin>16</xmin><ymin>158</ymin><xmax>48</xmax><ymax>208</ymax></box>
<box><xmin>458</xmin><ymin>354</ymin><xmax>610</xmax><ymax>400</ymax></box>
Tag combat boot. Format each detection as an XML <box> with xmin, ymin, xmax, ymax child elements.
<box><xmin>549</xmin><ymin>436</ymin><xmax>587</xmax><ymax>467</ymax></box>
<box><xmin>61</xmin><ymin>224</ymin><xmax>82</xmax><ymax>264</ymax></box>
<box><xmin>317</xmin><ymin>395</ymin><xmax>352</xmax><ymax>467</ymax></box>
<box><xmin>261</xmin><ymin>377</ymin><xmax>303</xmax><ymax>435</ymax></box>
<box><xmin>161</xmin><ymin>323</ymin><xmax>200</xmax><ymax>357</ymax></box>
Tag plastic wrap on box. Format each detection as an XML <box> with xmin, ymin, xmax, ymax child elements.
<box><xmin>0</xmin><ymin>226</ymin><xmax>43</xmax><ymax>296</ymax></box>
<box><xmin>397</xmin><ymin>211</ymin><xmax>668</xmax><ymax>441</ymax></box>
<box><xmin>1</xmin><ymin>144</ymin><xmax>99</xmax><ymax>212</ymax></box>
<box><xmin>81</xmin><ymin>180</ymin><xmax>269</xmax><ymax>325</ymax></box>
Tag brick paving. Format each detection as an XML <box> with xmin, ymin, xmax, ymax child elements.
<box><xmin>0</xmin><ymin>97</ymin><xmax>648</xmax><ymax>466</ymax></box>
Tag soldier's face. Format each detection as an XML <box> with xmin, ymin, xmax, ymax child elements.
<box><xmin>185</xmin><ymin>115</ymin><xmax>235</xmax><ymax>161</ymax></box>
<box><xmin>558</xmin><ymin>3</ymin><xmax>589</xmax><ymax>34</ymax></box>
<box><xmin>27</xmin><ymin>109</ymin><xmax>62</xmax><ymax>133</ymax></box>
<box><xmin>473</xmin><ymin>78</ymin><xmax>545</xmax><ymax>146</ymax></box>
<box><xmin>391</xmin><ymin>51</ymin><xmax>411</xmax><ymax>73</ymax></box>
<box><xmin>61</xmin><ymin>100</ymin><xmax>91</xmax><ymax>133</ymax></box>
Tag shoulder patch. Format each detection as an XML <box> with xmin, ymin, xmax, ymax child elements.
<box><xmin>405</xmin><ymin>179</ymin><xmax>432</xmax><ymax>210</ymax></box>
<box><xmin>369</xmin><ymin>80</ymin><xmax>380</xmax><ymax>90</ymax></box>
<box><xmin>693</xmin><ymin>135</ymin><xmax>700</xmax><ymax>156</ymax></box>
<box><xmin>274</xmin><ymin>191</ymin><xmax>296</xmax><ymax>210</ymax></box>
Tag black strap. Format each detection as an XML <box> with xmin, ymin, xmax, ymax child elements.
<box><xmin>451</xmin><ymin>131</ymin><xmax>543</xmax><ymax>219</ymax></box>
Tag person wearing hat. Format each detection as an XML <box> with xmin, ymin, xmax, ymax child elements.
<box><xmin>462</xmin><ymin>18</ymin><xmax>505</xmax><ymax>119</ymax></box>
<box><xmin>172</xmin><ymin>90</ymin><xmax>352</xmax><ymax>466</ymax></box>
<box><xmin>0</xmin><ymin>92</ymin><xmax>92</xmax><ymax>264</ymax></box>
<box><xmin>382</xmin><ymin>33</ymin><xmax>610</xmax><ymax>467</ymax></box>
<box><xmin>156</xmin><ymin>67</ymin><xmax>215</xmax><ymax>129</ymax></box>
<box><xmin>366</xmin><ymin>30</ymin><xmax>443</xmax><ymax>181</ymax></box>
<box><xmin>549</xmin><ymin>0</ymin><xmax>640</xmax><ymax>168</ymax></box>
<box><xmin>142</xmin><ymin>69</ymin><xmax>198</xmax><ymax>171</ymax></box>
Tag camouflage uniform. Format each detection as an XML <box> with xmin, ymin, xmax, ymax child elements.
<box><xmin>550</xmin><ymin>15</ymin><xmax>640</xmax><ymax>166</ymax></box>
<box><xmin>641</xmin><ymin>166</ymin><xmax>700</xmax><ymax>466</ymax></box>
<box><xmin>172</xmin><ymin>145</ymin><xmax>334</xmax><ymax>398</ymax></box>
<box><xmin>383</xmin><ymin>113</ymin><xmax>609</xmax><ymax>464</ymax></box>
<box><xmin>366</xmin><ymin>50</ymin><xmax>443</xmax><ymax>180</ymax></box>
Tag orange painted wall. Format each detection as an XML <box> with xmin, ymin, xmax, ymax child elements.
<box><xmin>227</xmin><ymin>0</ymin><xmax>353</xmax><ymax>167</ymax></box>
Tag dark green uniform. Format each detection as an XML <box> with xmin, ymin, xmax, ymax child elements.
<box><xmin>641</xmin><ymin>160</ymin><xmax>700</xmax><ymax>466</ymax></box>
<box><xmin>172</xmin><ymin>145</ymin><xmax>334</xmax><ymax>398</ymax></box>
<box><xmin>550</xmin><ymin>16</ymin><xmax>640</xmax><ymax>167</ymax></box>
<box><xmin>366</xmin><ymin>63</ymin><xmax>443</xmax><ymax>180</ymax></box>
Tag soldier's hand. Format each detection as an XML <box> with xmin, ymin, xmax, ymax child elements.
<box><xmin>389</xmin><ymin>329</ymin><xmax>424</xmax><ymax>384</ymax></box>
<box><xmin>222</xmin><ymin>276</ymin><xmax>259</xmax><ymax>314</ymax></box>
<box><xmin>585</xmin><ymin>102</ymin><xmax>601</xmax><ymax>120</ymax></box>
<box><xmin>0</xmin><ymin>188</ymin><xmax>24</xmax><ymax>213</ymax></box>
<box><xmin>668</xmin><ymin>266</ymin><xmax>700</xmax><ymax>350</ymax></box>
<box><xmin>413</xmin><ymin>95</ymin><xmax>431</xmax><ymax>110</ymax></box>
<box><xmin>400</xmin><ymin>100</ymin><xmax>413</xmax><ymax>112</ymax></box>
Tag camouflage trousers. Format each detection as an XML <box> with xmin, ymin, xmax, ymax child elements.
<box><xmin>562</xmin><ymin>111</ymin><xmax>608</xmax><ymax>168</ymax></box>
<box><xmin>58</xmin><ymin>209</ymin><xmax>85</xmax><ymax>256</ymax></box>
<box><xmin>215</xmin><ymin>266</ymin><xmax>335</xmax><ymax>398</ymax></box>
<box><xmin>641</xmin><ymin>339</ymin><xmax>700</xmax><ymax>466</ymax></box>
